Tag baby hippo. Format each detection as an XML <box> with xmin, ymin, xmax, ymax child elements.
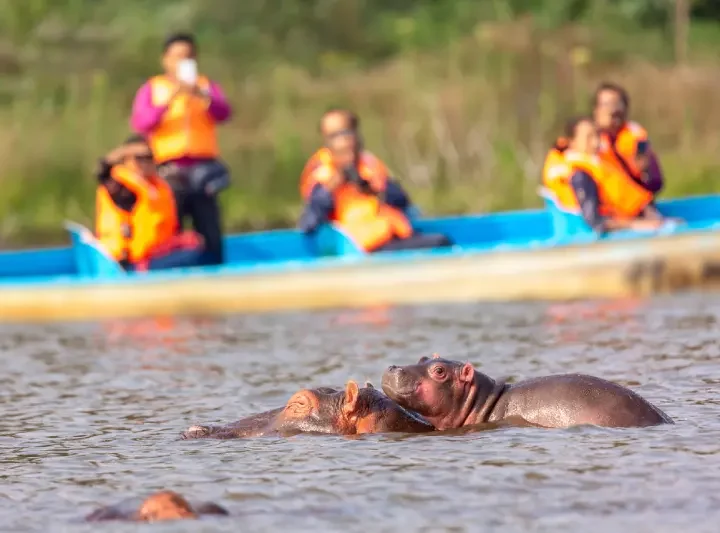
<box><xmin>182</xmin><ymin>380</ymin><xmax>434</xmax><ymax>439</ymax></box>
<box><xmin>85</xmin><ymin>490</ymin><xmax>228</xmax><ymax>522</ymax></box>
<box><xmin>381</xmin><ymin>354</ymin><xmax>673</xmax><ymax>430</ymax></box>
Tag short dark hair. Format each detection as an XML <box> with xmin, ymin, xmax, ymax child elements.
<box><xmin>563</xmin><ymin>115</ymin><xmax>593</xmax><ymax>140</ymax></box>
<box><xmin>319</xmin><ymin>108</ymin><xmax>359</xmax><ymax>133</ymax></box>
<box><xmin>592</xmin><ymin>82</ymin><xmax>629</xmax><ymax>109</ymax></box>
<box><xmin>123</xmin><ymin>134</ymin><xmax>148</xmax><ymax>146</ymax></box>
<box><xmin>163</xmin><ymin>32</ymin><xmax>197</xmax><ymax>54</ymax></box>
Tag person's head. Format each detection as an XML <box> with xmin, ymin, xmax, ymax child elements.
<box><xmin>162</xmin><ymin>32</ymin><xmax>197</xmax><ymax>77</ymax></box>
<box><xmin>326</xmin><ymin>130</ymin><xmax>361</xmax><ymax>170</ymax></box>
<box><xmin>320</xmin><ymin>109</ymin><xmax>359</xmax><ymax>141</ymax></box>
<box><xmin>592</xmin><ymin>82</ymin><xmax>629</xmax><ymax>132</ymax></box>
<box><xmin>121</xmin><ymin>135</ymin><xmax>156</xmax><ymax>178</ymax></box>
<box><xmin>565</xmin><ymin>116</ymin><xmax>598</xmax><ymax>155</ymax></box>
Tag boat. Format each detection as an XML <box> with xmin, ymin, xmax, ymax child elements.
<box><xmin>1</xmin><ymin>191</ymin><xmax>720</xmax><ymax>323</ymax></box>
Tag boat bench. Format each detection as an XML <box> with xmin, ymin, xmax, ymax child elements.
<box><xmin>537</xmin><ymin>187</ymin><xmax>595</xmax><ymax>239</ymax></box>
<box><xmin>64</xmin><ymin>221</ymin><xmax>126</xmax><ymax>278</ymax></box>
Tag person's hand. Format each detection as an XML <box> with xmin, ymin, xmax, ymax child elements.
<box><xmin>105</xmin><ymin>146</ymin><xmax>129</xmax><ymax>165</ymax></box>
<box><xmin>629</xmin><ymin>219</ymin><xmax>665</xmax><ymax>232</ymax></box>
<box><xmin>635</xmin><ymin>154</ymin><xmax>649</xmax><ymax>172</ymax></box>
<box><xmin>324</xmin><ymin>170</ymin><xmax>344</xmax><ymax>192</ymax></box>
<box><xmin>176</xmin><ymin>82</ymin><xmax>209</xmax><ymax>100</ymax></box>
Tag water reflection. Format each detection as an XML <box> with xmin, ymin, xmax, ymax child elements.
<box><xmin>543</xmin><ymin>298</ymin><xmax>646</xmax><ymax>344</ymax></box>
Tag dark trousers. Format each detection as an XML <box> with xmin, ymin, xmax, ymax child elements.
<box><xmin>147</xmin><ymin>248</ymin><xmax>204</xmax><ymax>270</ymax></box>
<box><xmin>175</xmin><ymin>191</ymin><xmax>224</xmax><ymax>266</ymax></box>
<box><xmin>159</xmin><ymin>159</ymin><xmax>229</xmax><ymax>266</ymax></box>
<box><xmin>375</xmin><ymin>233</ymin><xmax>453</xmax><ymax>253</ymax></box>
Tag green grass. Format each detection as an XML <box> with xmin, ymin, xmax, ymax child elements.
<box><xmin>1</xmin><ymin>1</ymin><xmax>720</xmax><ymax>246</ymax></box>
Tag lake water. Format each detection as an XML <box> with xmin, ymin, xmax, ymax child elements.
<box><xmin>2</xmin><ymin>293</ymin><xmax>720</xmax><ymax>532</ymax></box>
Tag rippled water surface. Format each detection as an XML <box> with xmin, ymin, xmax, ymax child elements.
<box><xmin>2</xmin><ymin>293</ymin><xmax>720</xmax><ymax>532</ymax></box>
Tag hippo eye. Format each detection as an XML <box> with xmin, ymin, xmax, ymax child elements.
<box><xmin>432</xmin><ymin>366</ymin><xmax>446</xmax><ymax>378</ymax></box>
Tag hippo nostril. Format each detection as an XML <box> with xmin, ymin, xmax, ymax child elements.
<box><xmin>387</xmin><ymin>365</ymin><xmax>398</xmax><ymax>371</ymax></box>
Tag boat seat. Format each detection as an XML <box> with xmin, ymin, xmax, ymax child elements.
<box><xmin>316</xmin><ymin>224</ymin><xmax>365</xmax><ymax>257</ymax></box>
<box><xmin>64</xmin><ymin>221</ymin><xmax>126</xmax><ymax>278</ymax></box>
<box><xmin>537</xmin><ymin>186</ymin><xmax>593</xmax><ymax>239</ymax></box>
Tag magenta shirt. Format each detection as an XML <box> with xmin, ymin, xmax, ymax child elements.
<box><xmin>130</xmin><ymin>79</ymin><xmax>232</xmax><ymax>167</ymax></box>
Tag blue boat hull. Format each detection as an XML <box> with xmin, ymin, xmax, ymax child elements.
<box><xmin>1</xmin><ymin>193</ymin><xmax>719</xmax><ymax>321</ymax></box>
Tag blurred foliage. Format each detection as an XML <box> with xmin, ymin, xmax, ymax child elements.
<box><xmin>0</xmin><ymin>0</ymin><xmax>719</xmax><ymax>245</ymax></box>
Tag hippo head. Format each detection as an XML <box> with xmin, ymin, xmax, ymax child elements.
<box><xmin>86</xmin><ymin>490</ymin><xmax>229</xmax><ymax>523</ymax></box>
<box><xmin>136</xmin><ymin>491</ymin><xmax>197</xmax><ymax>521</ymax></box>
<box><xmin>275</xmin><ymin>380</ymin><xmax>433</xmax><ymax>435</ymax></box>
<box><xmin>381</xmin><ymin>354</ymin><xmax>479</xmax><ymax>429</ymax></box>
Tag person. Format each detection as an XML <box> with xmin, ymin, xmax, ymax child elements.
<box><xmin>592</xmin><ymin>82</ymin><xmax>664</xmax><ymax>195</ymax></box>
<box><xmin>298</xmin><ymin>129</ymin><xmax>452</xmax><ymax>253</ymax></box>
<box><xmin>129</xmin><ymin>32</ymin><xmax>232</xmax><ymax>266</ymax></box>
<box><xmin>299</xmin><ymin>109</ymin><xmax>419</xmax><ymax>218</ymax></box>
<box><xmin>542</xmin><ymin>116</ymin><xmax>669</xmax><ymax>235</ymax></box>
<box><xmin>95</xmin><ymin>135</ymin><xmax>205</xmax><ymax>271</ymax></box>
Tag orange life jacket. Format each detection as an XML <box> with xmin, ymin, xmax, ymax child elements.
<box><xmin>332</xmin><ymin>183</ymin><xmax>413</xmax><ymax>252</ymax></box>
<box><xmin>300</xmin><ymin>148</ymin><xmax>390</xmax><ymax>200</ymax></box>
<box><xmin>95</xmin><ymin>164</ymin><xmax>179</xmax><ymax>263</ymax></box>
<box><xmin>598</xmin><ymin>121</ymin><xmax>648</xmax><ymax>181</ymax></box>
<box><xmin>542</xmin><ymin>146</ymin><xmax>653</xmax><ymax>220</ymax></box>
<box><xmin>147</xmin><ymin>75</ymin><xmax>220</xmax><ymax>164</ymax></box>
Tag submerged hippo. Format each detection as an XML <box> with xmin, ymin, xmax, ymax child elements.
<box><xmin>85</xmin><ymin>490</ymin><xmax>228</xmax><ymax>522</ymax></box>
<box><xmin>182</xmin><ymin>380</ymin><xmax>434</xmax><ymax>439</ymax></box>
<box><xmin>381</xmin><ymin>354</ymin><xmax>673</xmax><ymax>430</ymax></box>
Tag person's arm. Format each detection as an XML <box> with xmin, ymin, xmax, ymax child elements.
<box><xmin>298</xmin><ymin>183</ymin><xmax>335</xmax><ymax>234</ymax></box>
<box><xmin>383</xmin><ymin>178</ymin><xmax>411</xmax><ymax>211</ymax></box>
<box><xmin>203</xmin><ymin>81</ymin><xmax>232</xmax><ymax>123</ymax></box>
<box><xmin>94</xmin><ymin>155</ymin><xmax>138</xmax><ymax>213</ymax></box>
<box><xmin>637</xmin><ymin>140</ymin><xmax>664</xmax><ymax>194</ymax></box>
<box><xmin>130</xmin><ymin>81</ymin><xmax>171</xmax><ymax>134</ymax></box>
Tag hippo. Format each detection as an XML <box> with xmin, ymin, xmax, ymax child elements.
<box><xmin>181</xmin><ymin>380</ymin><xmax>434</xmax><ymax>439</ymax></box>
<box><xmin>381</xmin><ymin>354</ymin><xmax>673</xmax><ymax>430</ymax></box>
<box><xmin>85</xmin><ymin>490</ymin><xmax>228</xmax><ymax>522</ymax></box>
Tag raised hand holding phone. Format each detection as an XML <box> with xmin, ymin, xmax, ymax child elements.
<box><xmin>176</xmin><ymin>58</ymin><xmax>197</xmax><ymax>85</ymax></box>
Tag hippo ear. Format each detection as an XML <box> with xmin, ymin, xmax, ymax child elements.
<box><xmin>459</xmin><ymin>362</ymin><xmax>475</xmax><ymax>383</ymax></box>
<box><xmin>365</xmin><ymin>381</ymin><xmax>374</xmax><ymax>389</ymax></box>
<box><xmin>342</xmin><ymin>380</ymin><xmax>360</xmax><ymax>415</ymax></box>
<box><xmin>432</xmin><ymin>353</ymin><xmax>442</xmax><ymax>359</ymax></box>
<box><xmin>284</xmin><ymin>390</ymin><xmax>319</xmax><ymax>418</ymax></box>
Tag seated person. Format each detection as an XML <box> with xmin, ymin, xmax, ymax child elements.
<box><xmin>298</xmin><ymin>130</ymin><xmax>451</xmax><ymax>253</ymax></box>
<box><xmin>542</xmin><ymin>116</ymin><xmax>670</xmax><ymax>234</ymax></box>
<box><xmin>300</xmin><ymin>108</ymin><xmax>419</xmax><ymax>218</ymax></box>
<box><xmin>592</xmin><ymin>82</ymin><xmax>663</xmax><ymax>195</ymax></box>
<box><xmin>95</xmin><ymin>135</ymin><xmax>205</xmax><ymax>271</ymax></box>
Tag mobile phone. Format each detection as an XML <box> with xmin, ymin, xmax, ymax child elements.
<box><xmin>176</xmin><ymin>58</ymin><xmax>197</xmax><ymax>84</ymax></box>
<box><xmin>636</xmin><ymin>140</ymin><xmax>649</xmax><ymax>156</ymax></box>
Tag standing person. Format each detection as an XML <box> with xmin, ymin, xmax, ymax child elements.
<box><xmin>129</xmin><ymin>32</ymin><xmax>232</xmax><ymax>266</ymax></box>
<box><xmin>592</xmin><ymin>82</ymin><xmax>664</xmax><ymax>196</ymax></box>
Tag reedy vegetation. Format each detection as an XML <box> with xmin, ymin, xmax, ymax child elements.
<box><xmin>1</xmin><ymin>0</ymin><xmax>719</xmax><ymax>245</ymax></box>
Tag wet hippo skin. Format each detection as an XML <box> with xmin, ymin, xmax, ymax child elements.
<box><xmin>181</xmin><ymin>381</ymin><xmax>434</xmax><ymax>439</ymax></box>
<box><xmin>85</xmin><ymin>490</ymin><xmax>229</xmax><ymax>522</ymax></box>
<box><xmin>381</xmin><ymin>354</ymin><xmax>673</xmax><ymax>430</ymax></box>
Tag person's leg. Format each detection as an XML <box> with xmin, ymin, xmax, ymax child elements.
<box><xmin>374</xmin><ymin>233</ymin><xmax>453</xmax><ymax>253</ymax></box>
<box><xmin>187</xmin><ymin>192</ymin><xmax>224</xmax><ymax>265</ymax></box>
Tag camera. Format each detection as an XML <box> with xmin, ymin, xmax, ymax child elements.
<box><xmin>343</xmin><ymin>166</ymin><xmax>374</xmax><ymax>194</ymax></box>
